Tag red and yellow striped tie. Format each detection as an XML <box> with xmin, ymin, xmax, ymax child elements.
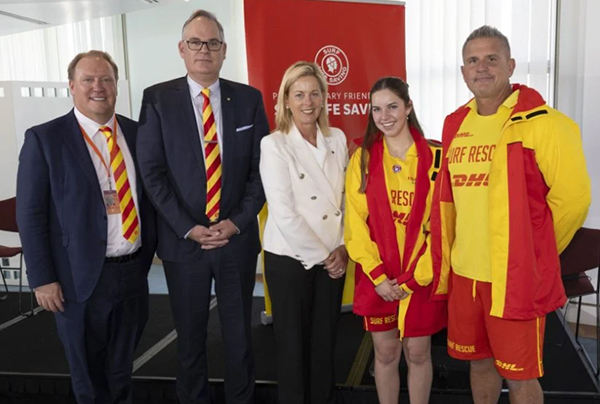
<box><xmin>100</xmin><ymin>126</ymin><xmax>140</xmax><ymax>243</ymax></box>
<box><xmin>201</xmin><ymin>88</ymin><xmax>221</xmax><ymax>222</ymax></box>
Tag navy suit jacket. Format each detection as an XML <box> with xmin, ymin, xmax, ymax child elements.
<box><xmin>136</xmin><ymin>77</ymin><xmax>268</xmax><ymax>263</ymax></box>
<box><xmin>16</xmin><ymin>110</ymin><xmax>157</xmax><ymax>303</ymax></box>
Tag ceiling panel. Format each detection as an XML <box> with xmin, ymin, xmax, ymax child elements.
<box><xmin>0</xmin><ymin>0</ymin><xmax>185</xmax><ymax>37</ymax></box>
<box><xmin>0</xmin><ymin>11</ymin><xmax>44</xmax><ymax>35</ymax></box>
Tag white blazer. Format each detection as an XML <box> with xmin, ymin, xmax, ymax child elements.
<box><xmin>260</xmin><ymin>124</ymin><xmax>348</xmax><ymax>269</ymax></box>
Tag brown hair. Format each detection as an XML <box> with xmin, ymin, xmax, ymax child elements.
<box><xmin>359</xmin><ymin>77</ymin><xmax>424</xmax><ymax>193</ymax></box>
<box><xmin>67</xmin><ymin>50</ymin><xmax>119</xmax><ymax>81</ymax></box>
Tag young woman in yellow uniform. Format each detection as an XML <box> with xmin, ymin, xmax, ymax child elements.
<box><xmin>345</xmin><ymin>77</ymin><xmax>447</xmax><ymax>404</ymax></box>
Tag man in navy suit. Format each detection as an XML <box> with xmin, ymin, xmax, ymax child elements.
<box><xmin>16</xmin><ymin>51</ymin><xmax>156</xmax><ymax>404</ymax></box>
<box><xmin>136</xmin><ymin>9</ymin><xmax>268</xmax><ymax>404</ymax></box>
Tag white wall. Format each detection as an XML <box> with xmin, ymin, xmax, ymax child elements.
<box><xmin>125</xmin><ymin>0</ymin><xmax>247</xmax><ymax>119</ymax></box>
<box><xmin>557</xmin><ymin>0</ymin><xmax>600</xmax><ymax>230</ymax></box>
<box><xmin>557</xmin><ymin>0</ymin><xmax>600</xmax><ymax>325</ymax></box>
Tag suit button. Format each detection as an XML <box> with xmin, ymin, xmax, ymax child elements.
<box><xmin>322</xmin><ymin>215</ymin><xmax>328</xmax><ymax>220</ymax></box>
<box><xmin>299</xmin><ymin>173</ymin><xmax>305</xmax><ymax>179</ymax></box>
<box><xmin>311</xmin><ymin>196</ymin><xmax>317</xmax><ymax>200</ymax></box>
<box><xmin>101</xmin><ymin>240</ymin><xmax>106</xmax><ymax>245</ymax></box>
<box><xmin>102</xmin><ymin>215</ymin><xmax>107</xmax><ymax>220</ymax></box>
<box><xmin>335</xmin><ymin>211</ymin><xmax>341</xmax><ymax>216</ymax></box>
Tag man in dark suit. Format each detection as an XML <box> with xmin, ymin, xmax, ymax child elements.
<box><xmin>16</xmin><ymin>51</ymin><xmax>156</xmax><ymax>404</ymax></box>
<box><xmin>136</xmin><ymin>9</ymin><xmax>268</xmax><ymax>404</ymax></box>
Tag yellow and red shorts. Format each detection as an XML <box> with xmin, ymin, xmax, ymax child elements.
<box><xmin>447</xmin><ymin>272</ymin><xmax>546</xmax><ymax>380</ymax></box>
<box><xmin>363</xmin><ymin>313</ymin><xmax>398</xmax><ymax>332</ymax></box>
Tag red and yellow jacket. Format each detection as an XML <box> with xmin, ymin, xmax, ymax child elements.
<box><xmin>346</xmin><ymin>127</ymin><xmax>441</xmax><ymax>317</ymax></box>
<box><xmin>431</xmin><ymin>84</ymin><xmax>591</xmax><ymax>320</ymax></box>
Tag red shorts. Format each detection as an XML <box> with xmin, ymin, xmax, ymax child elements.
<box><xmin>448</xmin><ymin>272</ymin><xmax>546</xmax><ymax>380</ymax></box>
<box><xmin>363</xmin><ymin>313</ymin><xmax>398</xmax><ymax>332</ymax></box>
<box><xmin>362</xmin><ymin>282</ymin><xmax>447</xmax><ymax>336</ymax></box>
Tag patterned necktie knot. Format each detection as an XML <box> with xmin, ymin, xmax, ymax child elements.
<box><xmin>99</xmin><ymin>126</ymin><xmax>112</xmax><ymax>139</ymax></box>
<box><xmin>201</xmin><ymin>88</ymin><xmax>211</xmax><ymax>99</ymax></box>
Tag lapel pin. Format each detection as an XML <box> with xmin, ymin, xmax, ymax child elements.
<box><xmin>227</xmin><ymin>97</ymin><xmax>231</xmax><ymax>101</ymax></box>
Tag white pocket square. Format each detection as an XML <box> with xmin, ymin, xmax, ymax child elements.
<box><xmin>236</xmin><ymin>124</ymin><xmax>254</xmax><ymax>132</ymax></box>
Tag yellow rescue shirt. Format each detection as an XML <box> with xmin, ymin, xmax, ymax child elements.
<box><xmin>345</xmin><ymin>140</ymin><xmax>418</xmax><ymax>286</ymax></box>
<box><xmin>447</xmin><ymin>90</ymin><xmax>519</xmax><ymax>282</ymax></box>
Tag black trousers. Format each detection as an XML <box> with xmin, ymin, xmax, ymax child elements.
<box><xmin>265</xmin><ymin>251</ymin><xmax>345</xmax><ymax>404</ymax></box>
<box><xmin>55</xmin><ymin>257</ymin><xmax>148</xmax><ymax>404</ymax></box>
<box><xmin>163</xmin><ymin>247</ymin><xmax>257</xmax><ymax>404</ymax></box>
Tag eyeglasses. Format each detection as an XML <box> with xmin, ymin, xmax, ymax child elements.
<box><xmin>184</xmin><ymin>39</ymin><xmax>223</xmax><ymax>51</ymax></box>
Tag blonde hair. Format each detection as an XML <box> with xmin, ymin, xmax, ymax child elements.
<box><xmin>274</xmin><ymin>61</ymin><xmax>330</xmax><ymax>135</ymax></box>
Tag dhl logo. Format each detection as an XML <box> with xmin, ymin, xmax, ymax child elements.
<box><xmin>452</xmin><ymin>173</ymin><xmax>489</xmax><ymax>187</ymax></box>
<box><xmin>454</xmin><ymin>132</ymin><xmax>474</xmax><ymax>138</ymax></box>
<box><xmin>495</xmin><ymin>360</ymin><xmax>524</xmax><ymax>372</ymax></box>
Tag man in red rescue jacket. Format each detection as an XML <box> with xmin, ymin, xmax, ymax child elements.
<box><xmin>431</xmin><ymin>26</ymin><xmax>591</xmax><ymax>404</ymax></box>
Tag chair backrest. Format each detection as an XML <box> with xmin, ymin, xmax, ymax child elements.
<box><xmin>0</xmin><ymin>197</ymin><xmax>18</xmax><ymax>232</ymax></box>
<box><xmin>560</xmin><ymin>227</ymin><xmax>600</xmax><ymax>276</ymax></box>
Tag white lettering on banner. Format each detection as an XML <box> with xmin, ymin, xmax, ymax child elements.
<box><xmin>327</xmin><ymin>104</ymin><xmax>342</xmax><ymax>115</ymax></box>
<box><xmin>344</xmin><ymin>92</ymin><xmax>369</xmax><ymax>100</ymax></box>
<box><xmin>327</xmin><ymin>103</ymin><xmax>370</xmax><ymax>116</ymax></box>
<box><xmin>344</xmin><ymin>103</ymin><xmax>370</xmax><ymax>115</ymax></box>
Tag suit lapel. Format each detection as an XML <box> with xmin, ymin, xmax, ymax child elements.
<box><xmin>220</xmin><ymin>79</ymin><xmax>235</xmax><ymax>198</ymax></box>
<box><xmin>175</xmin><ymin>77</ymin><xmax>207</xmax><ymax>183</ymax></box>
<box><xmin>61</xmin><ymin>110</ymin><xmax>103</xmax><ymax>201</ymax></box>
<box><xmin>287</xmin><ymin>125</ymin><xmax>339</xmax><ymax>207</ymax></box>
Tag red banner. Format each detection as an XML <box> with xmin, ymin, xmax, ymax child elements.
<box><xmin>244</xmin><ymin>0</ymin><xmax>406</xmax><ymax>140</ymax></box>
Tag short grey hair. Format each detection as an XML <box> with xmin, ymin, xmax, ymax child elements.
<box><xmin>181</xmin><ymin>10</ymin><xmax>225</xmax><ymax>42</ymax></box>
<box><xmin>462</xmin><ymin>25</ymin><xmax>511</xmax><ymax>58</ymax></box>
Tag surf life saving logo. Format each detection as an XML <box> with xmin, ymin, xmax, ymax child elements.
<box><xmin>315</xmin><ymin>45</ymin><xmax>349</xmax><ymax>86</ymax></box>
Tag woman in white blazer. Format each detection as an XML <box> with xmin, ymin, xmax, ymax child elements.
<box><xmin>259</xmin><ymin>61</ymin><xmax>348</xmax><ymax>404</ymax></box>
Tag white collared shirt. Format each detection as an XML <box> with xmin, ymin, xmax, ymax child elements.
<box><xmin>187</xmin><ymin>75</ymin><xmax>224</xmax><ymax>163</ymax></box>
<box><xmin>74</xmin><ymin>107</ymin><xmax>141</xmax><ymax>257</ymax></box>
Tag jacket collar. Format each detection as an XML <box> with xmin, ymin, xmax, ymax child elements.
<box><xmin>449</xmin><ymin>83</ymin><xmax>547</xmax><ymax>121</ymax></box>
<box><xmin>286</xmin><ymin>123</ymin><xmax>341</xmax><ymax>207</ymax></box>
